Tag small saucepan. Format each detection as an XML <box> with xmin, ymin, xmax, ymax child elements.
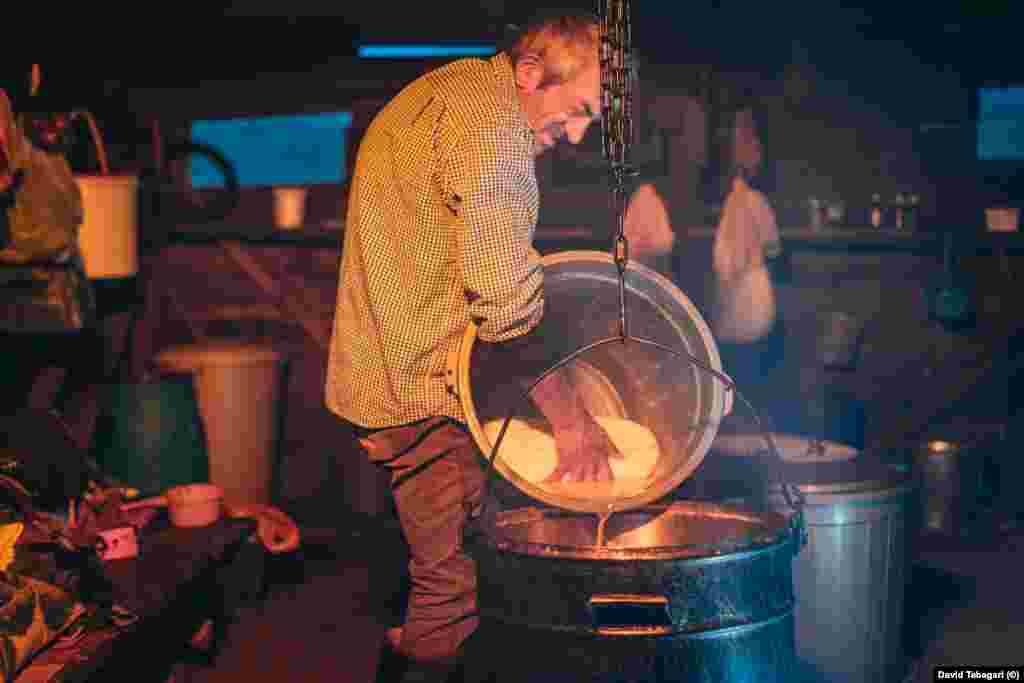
<box><xmin>121</xmin><ymin>483</ymin><xmax>224</xmax><ymax>528</ymax></box>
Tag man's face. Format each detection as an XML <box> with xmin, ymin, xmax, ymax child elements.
<box><xmin>518</xmin><ymin>60</ymin><xmax>601</xmax><ymax>155</ymax></box>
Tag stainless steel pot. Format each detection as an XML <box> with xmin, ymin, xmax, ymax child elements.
<box><xmin>468</xmin><ymin>501</ymin><xmax>798</xmax><ymax>683</ymax></box>
<box><xmin>689</xmin><ymin>445</ymin><xmax>914</xmax><ymax>683</ymax></box>
<box><xmin>914</xmin><ymin>438</ymin><xmax>985</xmax><ymax>536</ymax></box>
<box><xmin>448</xmin><ymin>251</ymin><xmax>801</xmax><ymax>682</ymax></box>
<box><xmin>764</xmin><ymin>456</ymin><xmax>913</xmax><ymax>683</ymax></box>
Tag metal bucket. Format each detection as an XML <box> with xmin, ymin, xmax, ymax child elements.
<box><xmin>468</xmin><ymin>502</ymin><xmax>798</xmax><ymax>683</ymax></box>
<box><xmin>706</xmin><ymin>452</ymin><xmax>914</xmax><ymax>683</ymax></box>
<box><xmin>449</xmin><ymin>252</ymin><xmax>799</xmax><ymax>681</ymax></box>
<box><xmin>913</xmin><ymin>439</ymin><xmax>986</xmax><ymax>536</ymax></box>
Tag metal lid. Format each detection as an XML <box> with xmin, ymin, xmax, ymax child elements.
<box><xmin>764</xmin><ymin>455</ymin><xmax>912</xmax><ymax>495</ymax></box>
<box><xmin>156</xmin><ymin>340</ymin><xmax>283</xmax><ymax>370</ymax></box>
<box><xmin>682</xmin><ymin>443</ymin><xmax>910</xmax><ymax>502</ymax></box>
<box><xmin>448</xmin><ymin>251</ymin><xmax>731</xmax><ymax>514</ymax></box>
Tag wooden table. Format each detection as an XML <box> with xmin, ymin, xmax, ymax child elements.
<box><xmin>17</xmin><ymin>517</ymin><xmax>258</xmax><ymax>683</ymax></box>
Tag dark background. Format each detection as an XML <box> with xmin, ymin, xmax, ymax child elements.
<box><xmin>5</xmin><ymin>0</ymin><xmax>1022</xmax><ymax>208</ymax></box>
<box><xmin>14</xmin><ymin>1</ymin><xmax>1024</xmax><ymax>114</ymax></box>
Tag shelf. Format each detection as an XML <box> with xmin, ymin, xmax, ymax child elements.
<box><xmin>164</xmin><ymin>222</ymin><xmax>1024</xmax><ymax>255</ymax></box>
<box><xmin>167</xmin><ymin>224</ymin><xmax>344</xmax><ymax>248</ymax></box>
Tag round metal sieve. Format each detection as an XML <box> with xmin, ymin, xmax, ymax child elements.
<box><xmin>447</xmin><ymin>251</ymin><xmax>732</xmax><ymax>514</ymax></box>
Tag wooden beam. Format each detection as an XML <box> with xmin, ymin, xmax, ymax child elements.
<box><xmin>165</xmin><ymin>286</ymin><xmax>211</xmax><ymax>344</ymax></box>
<box><xmin>218</xmin><ymin>240</ymin><xmax>332</xmax><ymax>351</ymax></box>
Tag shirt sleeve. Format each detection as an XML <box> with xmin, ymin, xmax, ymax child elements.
<box><xmin>446</xmin><ymin>120</ymin><xmax>543</xmax><ymax>343</ymax></box>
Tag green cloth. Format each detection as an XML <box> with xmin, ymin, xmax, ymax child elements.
<box><xmin>0</xmin><ymin>89</ymin><xmax>82</xmax><ymax>264</ymax></box>
<box><xmin>0</xmin><ymin>89</ymin><xmax>95</xmax><ymax>333</ymax></box>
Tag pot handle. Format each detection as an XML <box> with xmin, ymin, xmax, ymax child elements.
<box><xmin>587</xmin><ymin>593</ymin><xmax>674</xmax><ymax>636</ymax></box>
<box><xmin>120</xmin><ymin>495</ymin><xmax>169</xmax><ymax>511</ymax></box>
<box><xmin>225</xmin><ymin>502</ymin><xmax>301</xmax><ymax>554</ymax></box>
<box><xmin>444</xmin><ymin>330</ymin><xmax>463</xmax><ymax>400</ymax></box>
<box><xmin>721</xmin><ymin>371</ymin><xmax>734</xmax><ymax>416</ymax></box>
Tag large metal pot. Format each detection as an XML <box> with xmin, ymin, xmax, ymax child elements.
<box><xmin>449</xmin><ymin>252</ymin><xmax>801</xmax><ymax>682</ymax></box>
<box><xmin>914</xmin><ymin>438</ymin><xmax>986</xmax><ymax>536</ymax></box>
<box><xmin>468</xmin><ymin>502</ymin><xmax>797</xmax><ymax>683</ymax></box>
<box><xmin>687</xmin><ymin>441</ymin><xmax>914</xmax><ymax>683</ymax></box>
<box><xmin>767</xmin><ymin>456</ymin><xmax>913</xmax><ymax>683</ymax></box>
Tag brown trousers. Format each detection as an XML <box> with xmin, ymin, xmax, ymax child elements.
<box><xmin>357</xmin><ymin>416</ymin><xmax>486</xmax><ymax>666</ymax></box>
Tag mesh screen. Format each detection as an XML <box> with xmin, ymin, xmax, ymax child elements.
<box><xmin>467</xmin><ymin>252</ymin><xmax>729</xmax><ymax>514</ymax></box>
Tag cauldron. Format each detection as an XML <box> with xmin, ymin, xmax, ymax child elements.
<box><xmin>467</xmin><ymin>502</ymin><xmax>797</xmax><ymax>683</ymax></box>
<box><xmin>447</xmin><ymin>252</ymin><xmax>803</xmax><ymax>682</ymax></box>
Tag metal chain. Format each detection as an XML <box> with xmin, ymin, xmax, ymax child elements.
<box><xmin>599</xmin><ymin>0</ymin><xmax>633</xmax><ymax>172</ymax></box>
<box><xmin>598</xmin><ymin>0</ymin><xmax>636</xmax><ymax>339</ymax></box>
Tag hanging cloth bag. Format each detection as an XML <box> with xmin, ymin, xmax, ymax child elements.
<box><xmin>712</xmin><ymin>175</ymin><xmax>780</xmax><ymax>343</ymax></box>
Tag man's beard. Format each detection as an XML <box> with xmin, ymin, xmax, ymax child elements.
<box><xmin>532</xmin><ymin>123</ymin><xmax>566</xmax><ymax>157</ymax></box>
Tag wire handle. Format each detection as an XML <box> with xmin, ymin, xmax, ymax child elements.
<box><xmin>24</xmin><ymin>65</ymin><xmax>110</xmax><ymax>174</ymax></box>
<box><xmin>70</xmin><ymin>110</ymin><xmax>110</xmax><ymax>175</ymax></box>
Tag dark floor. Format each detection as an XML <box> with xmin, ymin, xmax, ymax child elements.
<box><xmin>902</xmin><ymin>519</ymin><xmax>1024</xmax><ymax>683</ymax></box>
<box><xmin>189</xmin><ymin>505</ymin><xmax>1024</xmax><ymax>683</ymax></box>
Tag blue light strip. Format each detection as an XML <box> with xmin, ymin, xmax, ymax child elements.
<box><xmin>358</xmin><ymin>44</ymin><xmax>497</xmax><ymax>58</ymax></box>
<box><xmin>190</xmin><ymin>111</ymin><xmax>355</xmax><ymax>189</ymax></box>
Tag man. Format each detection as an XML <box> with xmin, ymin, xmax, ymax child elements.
<box><xmin>325</xmin><ymin>9</ymin><xmax>618</xmax><ymax>682</ymax></box>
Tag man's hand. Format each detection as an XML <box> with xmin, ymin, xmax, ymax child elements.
<box><xmin>530</xmin><ymin>367</ymin><xmax>620</xmax><ymax>484</ymax></box>
<box><xmin>546</xmin><ymin>412</ymin><xmax>618</xmax><ymax>484</ymax></box>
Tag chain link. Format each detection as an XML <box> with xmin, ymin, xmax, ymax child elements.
<box><xmin>598</xmin><ymin>0</ymin><xmax>636</xmax><ymax>337</ymax></box>
<box><xmin>599</xmin><ymin>0</ymin><xmax>633</xmax><ymax>172</ymax></box>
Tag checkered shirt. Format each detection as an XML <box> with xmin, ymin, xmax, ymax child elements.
<box><xmin>325</xmin><ymin>53</ymin><xmax>543</xmax><ymax>428</ymax></box>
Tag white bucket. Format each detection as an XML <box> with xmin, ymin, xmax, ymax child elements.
<box><xmin>985</xmin><ymin>207</ymin><xmax>1019</xmax><ymax>233</ymax></box>
<box><xmin>75</xmin><ymin>174</ymin><xmax>139</xmax><ymax>279</ymax></box>
<box><xmin>156</xmin><ymin>341</ymin><xmax>285</xmax><ymax>505</ymax></box>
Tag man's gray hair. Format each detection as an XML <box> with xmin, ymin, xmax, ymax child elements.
<box><xmin>504</xmin><ymin>10</ymin><xmax>601</xmax><ymax>88</ymax></box>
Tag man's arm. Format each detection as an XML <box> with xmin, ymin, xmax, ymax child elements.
<box><xmin>476</xmin><ymin>318</ymin><xmax>620</xmax><ymax>484</ymax></box>
<box><xmin>530</xmin><ymin>366</ymin><xmax>616</xmax><ymax>483</ymax></box>
<box><xmin>447</xmin><ymin>124</ymin><xmax>619</xmax><ymax>483</ymax></box>
<box><xmin>447</xmin><ymin>122</ymin><xmax>543</xmax><ymax>343</ymax></box>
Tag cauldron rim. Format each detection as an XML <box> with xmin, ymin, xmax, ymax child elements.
<box><xmin>471</xmin><ymin>501</ymin><xmax>794</xmax><ymax>561</ymax></box>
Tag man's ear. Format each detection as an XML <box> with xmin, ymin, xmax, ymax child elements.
<box><xmin>514</xmin><ymin>55</ymin><xmax>544</xmax><ymax>94</ymax></box>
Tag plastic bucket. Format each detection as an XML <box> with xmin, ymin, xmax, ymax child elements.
<box><xmin>156</xmin><ymin>341</ymin><xmax>287</xmax><ymax>505</ymax></box>
<box><xmin>75</xmin><ymin>174</ymin><xmax>139</xmax><ymax>279</ymax></box>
